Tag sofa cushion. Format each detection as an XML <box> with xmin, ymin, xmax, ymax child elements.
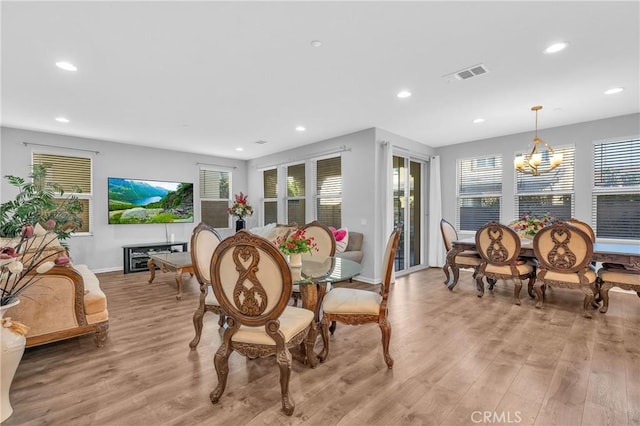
<box><xmin>75</xmin><ymin>264</ymin><xmax>108</xmax><ymax>316</ymax></box>
<box><xmin>329</xmin><ymin>227</ymin><xmax>349</xmax><ymax>253</ymax></box>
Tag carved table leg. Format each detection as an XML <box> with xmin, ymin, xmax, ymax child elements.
<box><xmin>175</xmin><ymin>267</ymin><xmax>184</xmax><ymax>300</ymax></box>
<box><xmin>148</xmin><ymin>258</ymin><xmax>156</xmax><ymax>283</ymax></box>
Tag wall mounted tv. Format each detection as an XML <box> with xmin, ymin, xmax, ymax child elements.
<box><xmin>108</xmin><ymin>178</ymin><xmax>194</xmax><ymax>224</ymax></box>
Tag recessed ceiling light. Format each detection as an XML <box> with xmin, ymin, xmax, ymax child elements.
<box><xmin>604</xmin><ymin>87</ymin><xmax>624</xmax><ymax>95</ymax></box>
<box><xmin>56</xmin><ymin>61</ymin><xmax>77</xmax><ymax>71</ymax></box>
<box><xmin>473</xmin><ymin>118</ymin><xmax>485</xmax><ymax>124</ymax></box>
<box><xmin>397</xmin><ymin>90</ymin><xmax>412</xmax><ymax>99</ymax></box>
<box><xmin>235</xmin><ymin>147</ymin><xmax>244</xmax><ymax>152</ymax></box>
<box><xmin>310</xmin><ymin>40</ymin><xmax>322</xmax><ymax>48</ymax></box>
<box><xmin>295</xmin><ymin>126</ymin><xmax>306</xmax><ymax>132</ymax></box>
<box><xmin>55</xmin><ymin>117</ymin><xmax>70</xmax><ymax>123</ymax></box>
<box><xmin>544</xmin><ymin>42</ymin><xmax>568</xmax><ymax>54</ymax></box>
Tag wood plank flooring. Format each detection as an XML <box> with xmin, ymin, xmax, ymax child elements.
<box><xmin>4</xmin><ymin>267</ymin><xmax>640</xmax><ymax>425</ymax></box>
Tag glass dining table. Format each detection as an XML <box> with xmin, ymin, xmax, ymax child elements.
<box><xmin>290</xmin><ymin>256</ymin><xmax>363</xmax><ymax>367</ymax></box>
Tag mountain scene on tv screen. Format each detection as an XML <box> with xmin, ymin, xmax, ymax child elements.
<box><xmin>108</xmin><ymin>178</ymin><xmax>194</xmax><ymax>224</ymax></box>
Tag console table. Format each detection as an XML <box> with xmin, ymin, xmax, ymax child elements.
<box><xmin>122</xmin><ymin>241</ymin><xmax>188</xmax><ymax>274</ymax></box>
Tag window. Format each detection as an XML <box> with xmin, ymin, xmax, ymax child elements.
<box><xmin>593</xmin><ymin>139</ymin><xmax>640</xmax><ymax>240</ymax></box>
<box><xmin>515</xmin><ymin>145</ymin><xmax>575</xmax><ymax>220</ymax></box>
<box><xmin>315</xmin><ymin>156</ymin><xmax>342</xmax><ymax>229</ymax></box>
<box><xmin>32</xmin><ymin>153</ymin><xmax>92</xmax><ymax>233</ymax></box>
<box><xmin>457</xmin><ymin>155</ymin><xmax>502</xmax><ymax>231</ymax></box>
<box><xmin>286</xmin><ymin>163</ymin><xmax>305</xmax><ymax>226</ymax></box>
<box><xmin>199</xmin><ymin>169</ymin><xmax>230</xmax><ymax>228</ymax></box>
<box><xmin>263</xmin><ymin>168</ymin><xmax>278</xmax><ymax>225</ymax></box>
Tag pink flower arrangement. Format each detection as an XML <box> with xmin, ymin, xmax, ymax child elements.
<box><xmin>509</xmin><ymin>213</ymin><xmax>556</xmax><ymax>238</ymax></box>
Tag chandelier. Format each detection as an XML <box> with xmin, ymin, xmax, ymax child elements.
<box><xmin>514</xmin><ymin>105</ymin><xmax>563</xmax><ymax>176</ymax></box>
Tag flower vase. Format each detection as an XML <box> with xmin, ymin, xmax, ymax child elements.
<box><xmin>235</xmin><ymin>218</ymin><xmax>246</xmax><ymax>232</ymax></box>
<box><xmin>1</xmin><ymin>299</ymin><xmax>26</xmax><ymax>422</ymax></box>
<box><xmin>289</xmin><ymin>253</ymin><xmax>302</xmax><ymax>268</ymax></box>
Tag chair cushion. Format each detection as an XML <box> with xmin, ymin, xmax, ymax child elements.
<box><xmin>231</xmin><ymin>306</ymin><xmax>313</xmax><ymax>345</ymax></box>
<box><xmin>455</xmin><ymin>253</ymin><xmax>481</xmax><ymax>266</ymax></box>
<box><xmin>485</xmin><ymin>262</ymin><xmax>534</xmax><ymax>276</ymax></box>
<box><xmin>599</xmin><ymin>269</ymin><xmax>640</xmax><ymax>286</ymax></box>
<box><xmin>205</xmin><ymin>285</ymin><xmax>220</xmax><ymax>305</ymax></box>
<box><xmin>322</xmin><ymin>287</ymin><xmax>382</xmax><ymax>315</ymax></box>
<box><xmin>543</xmin><ymin>269</ymin><xmax>597</xmax><ymax>284</ymax></box>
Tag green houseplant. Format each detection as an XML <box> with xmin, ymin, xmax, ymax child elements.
<box><xmin>1</xmin><ymin>164</ymin><xmax>83</xmax><ymax>241</ymax></box>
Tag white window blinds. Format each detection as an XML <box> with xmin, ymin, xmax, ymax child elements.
<box><xmin>456</xmin><ymin>155</ymin><xmax>502</xmax><ymax>231</ymax></box>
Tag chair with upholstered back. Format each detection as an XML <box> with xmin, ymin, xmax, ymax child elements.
<box><xmin>533</xmin><ymin>222</ymin><xmax>598</xmax><ymax>318</ymax></box>
<box><xmin>566</xmin><ymin>218</ymin><xmax>595</xmax><ymax>242</ymax></box>
<box><xmin>189</xmin><ymin>222</ymin><xmax>225</xmax><ymax>349</ymax></box>
<box><xmin>300</xmin><ymin>221</ymin><xmax>336</xmax><ymax>259</ymax></box>
<box><xmin>318</xmin><ymin>227</ymin><xmax>401</xmax><ymax>368</ymax></box>
<box><xmin>598</xmin><ymin>265</ymin><xmax>640</xmax><ymax>313</ymax></box>
<box><xmin>475</xmin><ymin>221</ymin><xmax>536</xmax><ymax>305</ymax></box>
<box><xmin>208</xmin><ymin>230</ymin><xmax>315</xmax><ymax>416</ymax></box>
<box><xmin>440</xmin><ymin>218</ymin><xmax>482</xmax><ymax>288</ymax></box>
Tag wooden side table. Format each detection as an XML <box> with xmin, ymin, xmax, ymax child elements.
<box><xmin>148</xmin><ymin>252</ymin><xmax>194</xmax><ymax>300</ymax></box>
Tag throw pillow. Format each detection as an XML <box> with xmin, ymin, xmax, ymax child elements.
<box><xmin>329</xmin><ymin>227</ymin><xmax>349</xmax><ymax>253</ymax></box>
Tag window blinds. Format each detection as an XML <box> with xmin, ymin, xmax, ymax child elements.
<box><xmin>457</xmin><ymin>155</ymin><xmax>502</xmax><ymax>231</ymax></box>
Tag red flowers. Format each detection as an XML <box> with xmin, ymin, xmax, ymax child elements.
<box><xmin>228</xmin><ymin>192</ymin><xmax>253</xmax><ymax>218</ymax></box>
<box><xmin>276</xmin><ymin>229</ymin><xmax>318</xmax><ymax>255</ymax></box>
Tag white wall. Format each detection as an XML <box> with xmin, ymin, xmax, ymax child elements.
<box><xmin>435</xmin><ymin>113</ymin><xmax>640</xmax><ymax>239</ymax></box>
<box><xmin>1</xmin><ymin>127</ymin><xmax>248</xmax><ymax>272</ymax></box>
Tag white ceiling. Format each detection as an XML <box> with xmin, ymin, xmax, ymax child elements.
<box><xmin>2</xmin><ymin>1</ymin><xmax>639</xmax><ymax>160</ymax></box>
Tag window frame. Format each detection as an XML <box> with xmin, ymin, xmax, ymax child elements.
<box><xmin>514</xmin><ymin>144</ymin><xmax>576</xmax><ymax>221</ymax></box>
<box><xmin>591</xmin><ymin>137</ymin><xmax>640</xmax><ymax>241</ymax></box>
<box><xmin>456</xmin><ymin>154</ymin><xmax>502</xmax><ymax>232</ymax></box>
<box><xmin>199</xmin><ymin>167</ymin><xmax>232</xmax><ymax>229</ymax></box>
<box><xmin>31</xmin><ymin>150</ymin><xmax>93</xmax><ymax>235</ymax></box>
<box><xmin>285</xmin><ymin>162</ymin><xmax>306</xmax><ymax>226</ymax></box>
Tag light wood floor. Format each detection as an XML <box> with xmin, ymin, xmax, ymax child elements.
<box><xmin>5</xmin><ymin>268</ymin><xmax>640</xmax><ymax>425</ymax></box>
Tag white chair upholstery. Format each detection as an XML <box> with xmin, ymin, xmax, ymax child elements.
<box><xmin>209</xmin><ymin>230</ymin><xmax>315</xmax><ymax>416</ymax></box>
<box><xmin>533</xmin><ymin>222</ymin><xmax>598</xmax><ymax>318</ymax></box>
<box><xmin>189</xmin><ymin>222</ymin><xmax>224</xmax><ymax>349</ymax></box>
<box><xmin>319</xmin><ymin>227</ymin><xmax>401</xmax><ymax>368</ymax></box>
<box><xmin>475</xmin><ymin>222</ymin><xmax>536</xmax><ymax>305</ymax></box>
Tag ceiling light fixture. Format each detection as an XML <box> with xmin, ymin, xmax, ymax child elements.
<box><xmin>473</xmin><ymin>118</ymin><xmax>485</xmax><ymax>124</ymax></box>
<box><xmin>310</xmin><ymin>40</ymin><xmax>322</xmax><ymax>48</ymax></box>
<box><xmin>604</xmin><ymin>87</ymin><xmax>624</xmax><ymax>95</ymax></box>
<box><xmin>544</xmin><ymin>42</ymin><xmax>568</xmax><ymax>54</ymax></box>
<box><xmin>55</xmin><ymin>61</ymin><xmax>77</xmax><ymax>71</ymax></box>
<box><xmin>55</xmin><ymin>117</ymin><xmax>70</xmax><ymax>123</ymax></box>
<box><xmin>397</xmin><ymin>90</ymin><xmax>412</xmax><ymax>99</ymax></box>
<box><xmin>235</xmin><ymin>147</ymin><xmax>244</xmax><ymax>152</ymax></box>
<box><xmin>295</xmin><ymin>126</ymin><xmax>306</xmax><ymax>132</ymax></box>
<box><xmin>514</xmin><ymin>106</ymin><xmax>563</xmax><ymax>176</ymax></box>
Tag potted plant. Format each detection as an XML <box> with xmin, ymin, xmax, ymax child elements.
<box><xmin>276</xmin><ymin>228</ymin><xmax>318</xmax><ymax>267</ymax></box>
<box><xmin>227</xmin><ymin>192</ymin><xmax>253</xmax><ymax>231</ymax></box>
<box><xmin>1</xmin><ymin>164</ymin><xmax>83</xmax><ymax>243</ymax></box>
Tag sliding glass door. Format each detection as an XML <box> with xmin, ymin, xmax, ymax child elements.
<box><xmin>392</xmin><ymin>155</ymin><xmax>424</xmax><ymax>271</ymax></box>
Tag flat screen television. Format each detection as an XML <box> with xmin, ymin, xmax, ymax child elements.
<box><xmin>108</xmin><ymin>177</ymin><xmax>194</xmax><ymax>224</ymax></box>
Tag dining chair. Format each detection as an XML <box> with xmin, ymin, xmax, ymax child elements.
<box><xmin>189</xmin><ymin>222</ymin><xmax>225</xmax><ymax>349</ymax></box>
<box><xmin>532</xmin><ymin>222</ymin><xmax>599</xmax><ymax>318</ymax></box>
<box><xmin>208</xmin><ymin>230</ymin><xmax>315</xmax><ymax>416</ymax></box>
<box><xmin>565</xmin><ymin>218</ymin><xmax>595</xmax><ymax>242</ymax></box>
<box><xmin>597</xmin><ymin>264</ymin><xmax>640</xmax><ymax>313</ymax></box>
<box><xmin>475</xmin><ymin>221</ymin><xmax>536</xmax><ymax>305</ymax></box>
<box><xmin>291</xmin><ymin>221</ymin><xmax>336</xmax><ymax>306</ymax></box>
<box><xmin>318</xmin><ymin>227</ymin><xmax>401</xmax><ymax>368</ymax></box>
<box><xmin>440</xmin><ymin>218</ymin><xmax>482</xmax><ymax>288</ymax></box>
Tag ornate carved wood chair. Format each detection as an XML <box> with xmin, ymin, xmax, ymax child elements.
<box><xmin>318</xmin><ymin>227</ymin><xmax>400</xmax><ymax>368</ymax></box>
<box><xmin>475</xmin><ymin>222</ymin><xmax>536</xmax><ymax>305</ymax></box>
<box><xmin>597</xmin><ymin>265</ymin><xmax>640</xmax><ymax>313</ymax></box>
<box><xmin>566</xmin><ymin>218</ymin><xmax>595</xmax><ymax>242</ymax></box>
<box><xmin>440</xmin><ymin>218</ymin><xmax>482</xmax><ymax>287</ymax></box>
<box><xmin>189</xmin><ymin>222</ymin><xmax>225</xmax><ymax>349</ymax></box>
<box><xmin>292</xmin><ymin>221</ymin><xmax>336</xmax><ymax>306</ymax></box>
<box><xmin>209</xmin><ymin>230</ymin><xmax>315</xmax><ymax>416</ymax></box>
<box><xmin>532</xmin><ymin>222</ymin><xmax>598</xmax><ymax>318</ymax></box>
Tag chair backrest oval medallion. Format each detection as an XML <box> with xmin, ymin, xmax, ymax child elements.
<box><xmin>547</xmin><ymin>228</ymin><xmax>577</xmax><ymax>269</ymax></box>
<box><xmin>476</xmin><ymin>222</ymin><xmax>520</xmax><ymax>266</ymax></box>
<box><xmin>534</xmin><ymin>222</ymin><xmax>593</xmax><ymax>273</ymax></box>
<box><xmin>232</xmin><ymin>245</ymin><xmax>267</xmax><ymax>315</ymax></box>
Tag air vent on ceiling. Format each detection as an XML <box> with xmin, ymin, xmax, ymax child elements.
<box><xmin>443</xmin><ymin>64</ymin><xmax>489</xmax><ymax>82</ymax></box>
<box><xmin>255</xmin><ymin>140</ymin><xmax>268</xmax><ymax>145</ymax></box>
